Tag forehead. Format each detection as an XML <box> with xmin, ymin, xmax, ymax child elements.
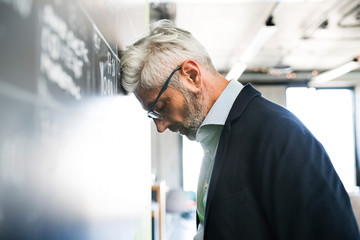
<box><xmin>136</xmin><ymin>86</ymin><xmax>183</xmax><ymax>111</ymax></box>
<box><xmin>135</xmin><ymin>88</ymin><xmax>159</xmax><ymax>110</ymax></box>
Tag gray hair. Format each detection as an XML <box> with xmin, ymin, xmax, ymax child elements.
<box><xmin>120</xmin><ymin>19</ymin><xmax>217</xmax><ymax>94</ymax></box>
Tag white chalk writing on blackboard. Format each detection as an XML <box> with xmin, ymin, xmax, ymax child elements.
<box><xmin>40</xmin><ymin>4</ymin><xmax>90</xmax><ymax>99</ymax></box>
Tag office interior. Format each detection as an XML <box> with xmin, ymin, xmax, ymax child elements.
<box><xmin>0</xmin><ymin>0</ymin><xmax>360</xmax><ymax>239</ymax></box>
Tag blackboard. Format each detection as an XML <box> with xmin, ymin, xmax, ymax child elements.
<box><xmin>0</xmin><ymin>0</ymin><xmax>151</xmax><ymax>239</ymax></box>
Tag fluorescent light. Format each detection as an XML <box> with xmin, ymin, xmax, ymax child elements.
<box><xmin>240</xmin><ymin>25</ymin><xmax>277</xmax><ymax>63</ymax></box>
<box><xmin>311</xmin><ymin>60</ymin><xmax>360</xmax><ymax>83</ymax></box>
<box><xmin>226</xmin><ymin>25</ymin><xmax>277</xmax><ymax>80</ymax></box>
<box><xmin>226</xmin><ymin>62</ymin><xmax>247</xmax><ymax>80</ymax></box>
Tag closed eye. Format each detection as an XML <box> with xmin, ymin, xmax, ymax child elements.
<box><xmin>156</xmin><ymin>102</ymin><xmax>166</xmax><ymax>113</ymax></box>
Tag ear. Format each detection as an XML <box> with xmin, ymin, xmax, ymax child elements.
<box><xmin>180</xmin><ymin>60</ymin><xmax>201</xmax><ymax>89</ymax></box>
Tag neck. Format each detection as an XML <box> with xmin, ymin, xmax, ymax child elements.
<box><xmin>203</xmin><ymin>71</ymin><xmax>230</xmax><ymax>113</ymax></box>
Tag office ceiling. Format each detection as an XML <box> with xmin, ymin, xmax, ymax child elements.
<box><xmin>150</xmin><ymin>0</ymin><xmax>360</xmax><ymax>85</ymax></box>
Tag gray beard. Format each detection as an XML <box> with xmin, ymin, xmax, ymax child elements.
<box><xmin>182</xmin><ymin>90</ymin><xmax>208</xmax><ymax>141</ymax></box>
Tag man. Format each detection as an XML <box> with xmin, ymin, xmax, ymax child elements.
<box><xmin>120</xmin><ymin>20</ymin><xmax>360</xmax><ymax>239</ymax></box>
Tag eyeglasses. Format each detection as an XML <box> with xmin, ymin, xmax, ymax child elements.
<box><xmin>147</xmin><ymin>65</ymin><xmax>182</xmax><ymax>120</ymax></box>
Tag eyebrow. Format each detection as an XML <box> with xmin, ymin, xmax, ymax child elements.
<box><xmin>147</xmin><ymin>96</ymin><xmax>170</xmax><ymax>111</ymax></box>
<box><xmin>146</xmin><ymin>101</ymin><xmax>155</xmax><ymax>111</ymax></box>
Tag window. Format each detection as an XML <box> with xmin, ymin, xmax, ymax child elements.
<box><xmin>182</xmin><ymin>137</ymin><xmax>203</xmax><ymax>193</ymax></box>
<box><xmin>286</xmin><ymin>87</ymin><xmax>356</xmax><ymax>190</ymax></box>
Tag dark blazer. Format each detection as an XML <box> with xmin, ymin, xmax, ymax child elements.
<box><xmin>200</xmin><ymin>84</ymin><xmax>360</xmax><ymax>239</ymax></box>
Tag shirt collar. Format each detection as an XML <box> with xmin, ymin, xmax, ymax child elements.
<box><xmin>196</xmin><ymin>79</ymin><xmax>243</xmax><ymax>142</ymax></box>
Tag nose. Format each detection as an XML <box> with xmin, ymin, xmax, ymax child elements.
<box><xmin>153</xmin><ymin>119</ymin><xmax>170</xmax><ymax>133</ymax></box>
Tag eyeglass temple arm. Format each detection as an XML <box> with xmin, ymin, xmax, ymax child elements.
<box><xmin>151</xmin><ymin>65</ymin><xmax>181</xmax><ymax>108</ymax></box>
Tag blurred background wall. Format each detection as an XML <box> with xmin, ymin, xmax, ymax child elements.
<box><xmin>0</xmin><ymin>0</ymin><xmax>152</xmax><ymax>239</ymax></box>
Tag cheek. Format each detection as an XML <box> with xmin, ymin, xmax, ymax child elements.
<box><xmin>167</xmin><ymin>97</ymin><xmax>187</xmax><ymax>122</ymax></box>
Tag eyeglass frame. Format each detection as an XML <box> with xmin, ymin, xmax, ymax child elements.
<box><xmin>147</xmin><ymin>65</ymin><xmax>182</xmax><ymax>120</ymax></box>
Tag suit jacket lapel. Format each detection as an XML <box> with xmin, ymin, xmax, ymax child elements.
<box><xmin>203</xmin><ymin>83</ymin><xmax>261</xmax><ymax>230</ymax></box>
<box><xmin>203</xmin><ymin>122</ymin><xmax>231</xmax><ymax>229</ymax></box>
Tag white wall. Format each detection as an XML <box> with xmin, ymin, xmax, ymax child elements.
<box><xmin>253</xmin><ymin>85</ymin><xmax>287</xmax><ymax>107</ymax></box>
<box><xmin>151</xmin><ymin>123</ymin><xmax>183</xmax><ymax>189</ymax></box>
<box><xmin>355</xmin><ymin>84</ymin><xmax>360</xmax><ymax>185</ymax></box>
